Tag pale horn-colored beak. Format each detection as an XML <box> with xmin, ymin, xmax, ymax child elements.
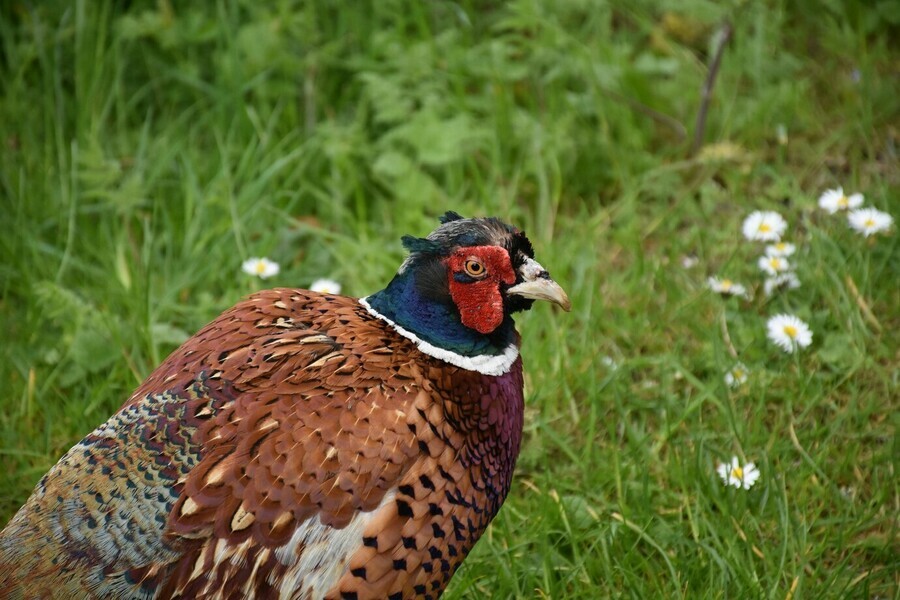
<box><xmin>506</xmin><ymin>258</ymin><xmax>571</xmax><ymax>312</ymax></box>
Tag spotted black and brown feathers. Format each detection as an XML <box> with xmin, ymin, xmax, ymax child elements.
<box><xmin>0</xmin><ymin>213</ymin><xmax>570</xmax><ymax>599</ymax></box>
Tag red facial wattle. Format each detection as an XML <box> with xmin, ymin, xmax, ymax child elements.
<box><xmin>445</xmin><ymin>246</ymin><xmax>517</xmax><ymax>334</ymax></box>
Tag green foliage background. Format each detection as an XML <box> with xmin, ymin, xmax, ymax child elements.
<box><xmin>1</xmin><ymin>0</ymin><xmax>897</xmax><ymax>597</ymax></box>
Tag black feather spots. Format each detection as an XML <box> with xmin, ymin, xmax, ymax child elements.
<box><xmin>363</xmin><ymin>536</ymin><xmax>378</xmax><ymax>548</ymax></box>
<box><xmin>419</xmin><ymin>474</ymin><xmax>435</xmax><ymax>490</ymax></box>
<box><xmin>402</xmin><ymin>536</ymin><xmax>417</xmax><ymax>549</ymax></box>
<box><xmin>445</xmin><ymin>489</ymin><xmax>471</xmax><ymax>507</ymax></box>
<box><xmin>393</xmin><ymin>558</ymin><xmax>408</xmax><ymax>571</ymax></box>
<box><xmin>439</xmin><ymin>211</ymin><xmax>465</xmax><ymax>224</ymax></box>
<box><xmin>351</xmin><ymin>567</ymin><xmax>366</xmax><ymax>579</ymax></box>
<box><xmin>437</xmin><ymin>465</ymin><xmax>454</xmax><ymax>482</ymax></box>
<box><xmin>341</xmin><ymin>593</ymin><xmax>358</xmax><ymax>600</ymax></box>
<box><xmin>451</xmin><ymin>515</ymin><xmax>466</xmax><ymax>541</ymax></box>
<box><xmin>398</xmin><ymin>484</ymin><xmax>415</xmax><ymax>498</ymax></box>
<box><xmin>389</xmin><ymin>593</ymin><xmax>403</xmax><ymax>600</ymax></box>
<box><xmin>396</xmin><ymin>498</ymin><xmax>414</xmax><ymax>518</ymax></box>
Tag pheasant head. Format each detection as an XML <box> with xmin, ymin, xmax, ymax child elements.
<box><xmin>363</xmin><ymin>211</ymin><xmax>570</xmax><ymax>374</ymax></box>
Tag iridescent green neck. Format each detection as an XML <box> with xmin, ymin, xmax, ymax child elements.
<box><xmin>365</xmin><ymin>268</ymin><xmax>514</xmax><ymax>357</ymax></box>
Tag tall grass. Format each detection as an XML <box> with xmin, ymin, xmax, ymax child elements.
<box><xmin>1</xmin><ymin>0</ymin><xmax>896</xmax><ymax>596</ymax></box>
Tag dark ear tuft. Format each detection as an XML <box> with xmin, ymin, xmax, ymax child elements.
<box><xmin>513</xmin><ymin>229</ymin><xmax>535</xmax><ymax>259</ymax></box>
<box><xmin>439</xmin><ymin>211</ymin><xmax>465</xmax><ymax>224</ymax></box>
<box><xmin>402</xmin><ymin>235</ymin><xmax>442</xmax><ymax>254</ymax></box>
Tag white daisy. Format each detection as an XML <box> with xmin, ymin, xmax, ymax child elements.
<box><xmin>742</xmin><ymin>211</ymin><xmax>787</xmax><ymax>242</ymax></box>
<box><xmin>707</xmin><ymin>277</ymin><xmax>748</xmax><ymax>299</ymax></box>
<box><xmin>757</xmin><ymin>255</ymin><xmax>791</xmax><ymax>276</ymax></box>
<box><xmin>724</xmin><ymin>363</ymin><xmax>749</xmax><ymax>388</ymax></box>
<box><xmin>681</xmin><ymin>255</ymin><xmax>699</xmax><ymax>269</ymax></box>
<box><xmin>766</xmin><ymin>314</ymin><xmax>813</xmax><ymax>353</ymax></box>
<box><xmin>241</xmin><ymin>257</ymin><xmax>280</xmax><ymax>279</ymax></box>
<box><xmin>847</xmin><ymin>208</ymin><xmax>893</xmax><ymax>237</ymax></box>
<box><xmin>765</xmin><ymin>242</ymin><xmax>796</xmax><ymax>257</ymax></box>
<box><xmin>717</xmin><ymin>456</ymin><xmax>760</xmax><ymax>490</ymax></box>
<box><xmin>309</xmin><ymin>278</ymin><xmax>342</xmax><ymax>295</ymax></box>
<box><xmin>818</xmin><ymin>187</ymin><xmax>863</xmax><ymax>214</ymax></box>
<box><xmin>763</xmin><ymin>272</ymin><xmax>801</xmax><ymax>296</ymax></box>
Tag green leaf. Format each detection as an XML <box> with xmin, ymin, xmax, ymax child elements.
<box><xmin>387</xmin><ymin>112</ymin><xmax>482</xmax><ymax>167</ymax></box>
<box><xmin>372</xmin><ymin>151</ymin><xmax>413</xmax><ymax>179</ymax></box>
<box><xmin>70</xmin><ymin>328</ymin><xmax>119</xmax><ymax>374</ymax></box>
<box><xmin>815</xmin><ymin>333</ymin><xmax>856</xmax><ymax>370</ymax></box>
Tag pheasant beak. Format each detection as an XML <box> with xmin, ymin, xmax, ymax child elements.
<box><xmin>507</xmin><ymin>258</ymin><xmax>571</xmax><ymax>312</ymax></box>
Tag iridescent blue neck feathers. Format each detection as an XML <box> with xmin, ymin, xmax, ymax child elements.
<box><xmin>361</xmin><ymin>269</ymin><xmax>519</xmax><ymax>376</ymax></box>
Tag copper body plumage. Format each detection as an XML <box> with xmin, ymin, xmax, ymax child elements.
<box><xmin>0</xmin><ymin>213</ymin><xmax>569</xmax><ymax>599</ymax></box>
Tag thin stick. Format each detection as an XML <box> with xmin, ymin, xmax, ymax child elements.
<box><xmin>691</xmin><ymin>21</ymin><xmax>733</xmax><ymax>155</ymax></box>
<box><xmin>845</xmin><ymin>274</ymin><xmax>883</xmax><ymax>332</ymax></box>
<box><xmin>720</xmin><ymin>311</ymin><xmax>738</xmax><ymax>359</ymax></box>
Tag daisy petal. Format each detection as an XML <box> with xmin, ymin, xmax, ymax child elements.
<box><xmin>708</xmin><ymin>277</ymin><xmax>748</xmax><ymax>299</ymax></box>
<box><xmin>742</xmin><ymin>211</ymin><xmax>788</xmax><ymax>242</ymax></box>
<box><xmin>847</xmin><ymin>207</ymin><xmax>893</xmax><ymax>237</ymax></box>
<box><xmin>717</xmin><ymin>456</ymin><xmax>761</xmax><ymax>490</ymax></box>
<box><xmin>241</xmin><ymin>257</ymin><xmax>280</xmax><ymax>279</ymax></box>
<box><xmin>310</xmin><ymin>278</ymin><xmax>342</xmax><ymax>295</ymax></box>
<box><xmin>766</xmin><ymin>314</ymin><xmax>813</xmax><ymax>353</ymax></box>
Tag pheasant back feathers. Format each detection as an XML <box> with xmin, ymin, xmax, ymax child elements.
<box><xmin>0</xmin><ymin>214</ymin><xmax>568</xmax><ymax>599</ymax></box>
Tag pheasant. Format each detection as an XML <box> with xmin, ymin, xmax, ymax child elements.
<box><xmin>0</xmin><ymin>212</ymin><xmax>570</xmax><ymax>599</ymax></box>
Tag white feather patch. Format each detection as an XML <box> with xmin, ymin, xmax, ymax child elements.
<box><xmin>274</xmin><ymin>489</ymin><xmax>397</xmax><ymax>600</ymax></box>
<box><xmin>358</xmin><ymin>297</ymin><xmax>518</xmax><ymax>376</ymax></box>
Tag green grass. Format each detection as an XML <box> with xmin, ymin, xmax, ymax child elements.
<box><xmin>1</xmin><ymin>0</ymin><xmax>897</xmax><ymax>597</ymax></box>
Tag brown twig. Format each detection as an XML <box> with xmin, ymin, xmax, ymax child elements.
<box><xmin>720</xmin><ymin>311</ymin><xmax>738</xmax><ymax>359</ymax></box>
<box><xmin>690</xmin><ymin>21</ymin><xmax>733</xmax><ymax>156</ymax></box>
<box><xmin>844</xmin><ymin>274</ymin><xmax>883</xmax><ymax>332</ymax></box>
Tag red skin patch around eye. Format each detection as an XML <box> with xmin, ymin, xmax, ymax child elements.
<box><xmin>445</xmin><ymin>246</ymin><xmax>516</xmax><ymax>334</ymax></box>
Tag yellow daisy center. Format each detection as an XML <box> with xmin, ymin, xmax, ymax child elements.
<box><xmin>733</xmin><ymin>369</ymin><xmax>745</xmax><ymax>379</ymax></box>
<box><xmin>758</xmin><ymin>223</ymin><xmax>771</xmax><ymax>232</ymax></box>
<box><xmin>783</xmin><ymin>325</ymin><xmax>798</xmax><ymax>339</ymax></box>
<box><xmin>837</xmin><ymin>195</ymin><xmax>848</xmax><ymax>208</ymax></box>
<box><xmin>776</xmin><ymin>243</ymin><xmax>786</xmax><ymax>251</ymax></box>
<box><xmin>731</xmin><ymin>466</ymin><xmax>744</xmax><ymax>479</ymax></box>
<box><xmin>255</xmin><ymin>261</ymin><xmax>267</xmax><ymax>274</ymax></box>
<box><xmin>864</xmin><ymin>218</ymin><xmax>875</xmax><ymax>228</ymax></box>
<box><xmin>721</xmin><ymin>279</ymin><xmax>733</xmax><ymax>289</ymax></box>
<box><xmin>770</xmin><ymin>258</ymin><xmax>781</xmax><ymax>269</ymax></box>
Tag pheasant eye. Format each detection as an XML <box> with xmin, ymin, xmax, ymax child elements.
<box><xmin>464</xmin><ymin>259</ymin><xmax>486</xmax><ymax>278</ymax></box>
